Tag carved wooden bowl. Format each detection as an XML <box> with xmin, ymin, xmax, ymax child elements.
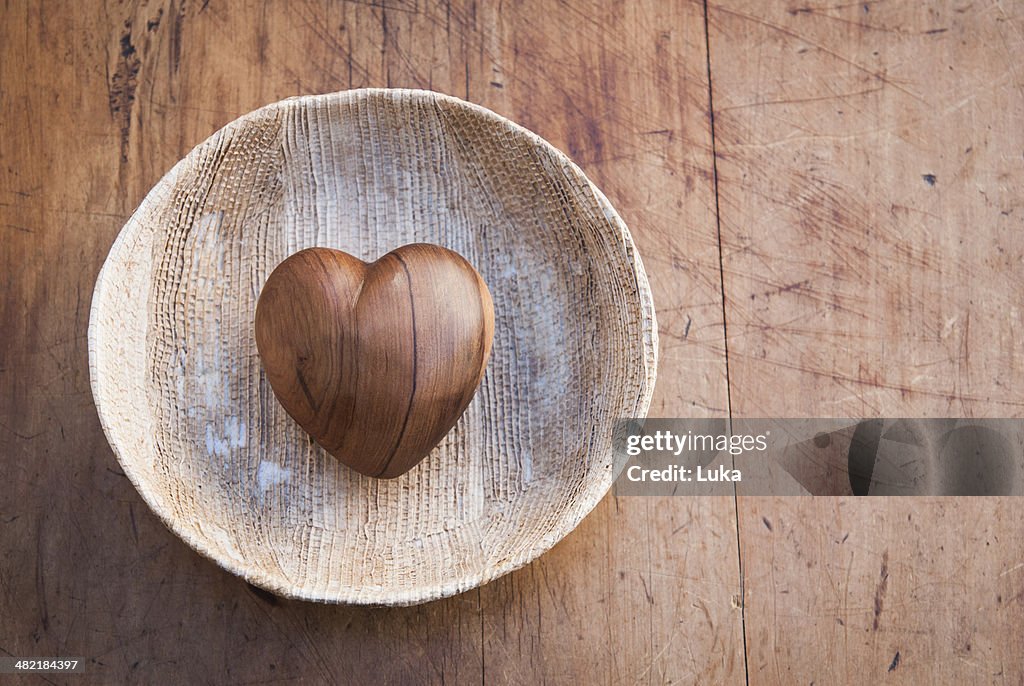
<box><xmin>88</xmin><ymin>89</ymin><xmax>657</xmax><ymax>605</ymax></box>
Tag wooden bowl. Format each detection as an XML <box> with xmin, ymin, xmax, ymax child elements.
<box><xmin>88</xmin><ymin>89</ymin><xmax>657</xmax><ymax>605</ymax></box>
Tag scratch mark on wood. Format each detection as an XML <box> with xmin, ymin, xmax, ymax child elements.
<box><xmin>1</xmin><ymin>223</ymin><xmax>33</xmax><ymax>233</ymax></box>
<box><xmin>0</xmin><ymin>422</ymin><xmax>44</xmax><ymax>440</ymax></box>
<box><xmin>169</xmin><ymin>2</ymin><xmax>184</xmax><ymax>75</ymax></box>
<box><xmin>343</xmin><ymin>0</ymin><xmax>418</xmax><ymax>13</ymax></box>
<box><xmin>36</xmin><ymin>526</ymin><xmax>49</xmax><ymax>632</ymax></box>
<box><xmin>717</xmin><ymin>86</ymin><xmax>883</xmax><ymax>112</ymax></box>
<box><xmin>714</xmin><ymin>6</ymin><xmax>926</xmax><ymax>102</ymax></box>
<box><xmin>998</xmin><ymin>562</ymin><xmax>1024</xmax><ymax>577</ymax></box>
<box><xmin>888</xmin><ymin>650</ymin><xmax>901</xmax><ymax>672</ymax></box>
<box><xmin>146</xmin><ymin>8</ymin><xmax>163</xmax><ymax>31</ymax></box>
<box><xmin>639</xmin><ymin>573</ymin><xmax>654</xmax><ymax>604</ymax></box>
<box><xmin>108</xmin><ymin>22</ymin><xmax>141</xmax><ymax>163</ymax></box>
<box><xmin>128</xmin><ymin>502</ymin><xmax>138</xmax><ymax>543</ymax></box>
<box><xmin>873</xmin><ymin>550</ymin><xmax>889</xmax><ymax>631</ymax></box>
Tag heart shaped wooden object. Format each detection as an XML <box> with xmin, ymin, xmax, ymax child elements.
<box><xmin>254</xmin><ymin>244</ymin><xmax>494</xmax><ymax>479</ymax></box>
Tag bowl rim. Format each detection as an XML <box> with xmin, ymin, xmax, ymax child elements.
<box><xmin>88</xmin><ymin>87</ymin><xmax>659</xmax><ymax>605</ymax></box>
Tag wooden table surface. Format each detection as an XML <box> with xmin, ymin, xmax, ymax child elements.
<box><xmin>2</xmin><ymin>1</ymin><xmax>1022</xmax><ymax>683</ymax></box>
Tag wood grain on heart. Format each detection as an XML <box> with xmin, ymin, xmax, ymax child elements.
<box><xmin>254</xmin><ymin>244</ymin><xmax>494</xmax><ymax>478</ymax></box>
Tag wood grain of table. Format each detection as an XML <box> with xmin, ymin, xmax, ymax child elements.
<box><xmin>0</xmin><ymin>1</ymin><xmax>1021</xmax><ymax>684</ymax></box>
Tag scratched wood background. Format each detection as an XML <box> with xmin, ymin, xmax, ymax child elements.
<box><xmin>0</xmin><ymin>0</ymin><xmax>1021</xmax><ymax>684</ymax></box>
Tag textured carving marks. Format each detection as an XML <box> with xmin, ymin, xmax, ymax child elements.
<box><xmin>88</xmin><ymin>89</ymin><xmax>657</xmax><ymax>605</ymax></box>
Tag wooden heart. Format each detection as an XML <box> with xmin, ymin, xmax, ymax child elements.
<box><xmin>254</xmin><ymin>244</ymin><xmax>494</xmax><ymax>479</ymax></box>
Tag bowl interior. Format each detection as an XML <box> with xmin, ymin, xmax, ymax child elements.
<box><xmin>89</xmin><ymin>89</ymin><xmax>656</xmax><ymax>604</ymax></box>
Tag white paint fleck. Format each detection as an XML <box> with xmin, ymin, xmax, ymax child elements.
<box><xmin>257</xmin><ymin>461</ymin><xmax>291</xmax><ymax>492</ymax></box>
<box><xmin>521</xmin><ymin>447</ymin><xmax>533</xmax><ymax>483</ymax></box>
<box><xmin>193</xmin><ymin>342</ymin><xmax>229</xmax><ymax>408</ymax></box>
<box><xmin>204</xmin><ymin>417</ymin><xmax>246</xmax><ymax>457</ymax></box>
<box><xmin>205</xmin><ymin>423</ymin><xmax>229</xmax><ymax>457</ymax></box>
<box><xmin>493</xmin><ymin>251</ymin><xmax>519</xmax><ymax>280</ymax></box>
<box><xmin>225</xmin><ymin>416</ymin><xmax>247</xmax><ymax>448</ymax></box>
<box><xmin>941</xmin><ymin>315</ymin><xmax>959</xmax><ymax>339</ymax></box>
<box><xmin>197</xmin><ymin>211</ymin><xmax>223</xmax><ymax>231</ymax></box>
